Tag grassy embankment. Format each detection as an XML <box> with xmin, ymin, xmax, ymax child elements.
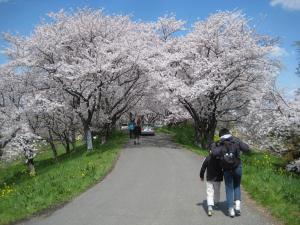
<box><xmin>157</xmin><ymin>124</ymin><xmax>300</xmax><ymax>225</ymax></box>
<box><xmin>0</xmin><ymin>131</ymin><xmax>127</xmax><ymax>225</ymax></box>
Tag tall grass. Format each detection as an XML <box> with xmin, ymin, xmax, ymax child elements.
<box><xmin>159</xmin><ymin>124</ymin><xmax>300</xmax><ymax>225</ymax></box>
<box><xmin>0</xmin><ymin>131</ymin><xmax>127</xmax><ymax>225</ymax></box>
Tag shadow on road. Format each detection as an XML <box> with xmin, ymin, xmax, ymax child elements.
<box><xmin>197</xmin><ymin>200</ymin><xmax>228</xmax><ymax>216</ymax></box>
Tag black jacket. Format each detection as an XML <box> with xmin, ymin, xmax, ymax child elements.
<box><xmin>211</xmin><ymin>136</ymin><xmax>250</xmax><ymax>171</ymax></box>
<box><xmin>199</xmin><ymin>154</ymin><xmax>223</xmax><ymax>182</ymax></box>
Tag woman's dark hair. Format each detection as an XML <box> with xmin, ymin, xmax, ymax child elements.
<box><xmin>219</xmin><ymin>128</ymin><xmax>230</xmax><ymax>137</ymax></box>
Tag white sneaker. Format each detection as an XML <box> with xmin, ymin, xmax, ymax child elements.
<box><xmin>229</xmin><ymin>207</ymin><xmax>235</xmax><ymax>217</ymax></box>
<box><xmin>235</xmin><ymin>200</ymin><xmax>241</xmax><ymax>215</ymax></box>
<box><xmin>208</xmin><ymin>206</ymin><xmax>213</xmax><ymax>216</ymax></box>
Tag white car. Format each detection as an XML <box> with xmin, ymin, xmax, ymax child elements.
<box><xmin>141</xmin><ymin>125</ymin><xmax>155</xmax><ymax>136</ymax></box>
<box><xmin>120</xmin><ymin>123</ymin><xmax>128</xmax><ymax>131</ymax></box>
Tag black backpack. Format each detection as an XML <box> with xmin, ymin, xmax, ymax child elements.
<box><xmin>220</xmin><ymin>141</ymin><xmax>240</xmax><ymax>170</ymax></box>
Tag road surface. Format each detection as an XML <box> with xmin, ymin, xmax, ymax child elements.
<box><xmin>20</xmin><ymin>133</ymin><xmax>277</xmax><ymax>225</ymax></box>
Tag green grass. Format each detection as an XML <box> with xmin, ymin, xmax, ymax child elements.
<box><xmin>0</xmin><ymin>131</ymin><xmax>127</xmax><ymax>225</ymax></box>
<box><xmin>158</xmin><ymin>124</ymin><xmax>300</xmax><ymax>225</ymax></box>
<box><xmin>241</xmin><ymin>152</ymin><xmax>300</xmax><ymax>225</ymax></box>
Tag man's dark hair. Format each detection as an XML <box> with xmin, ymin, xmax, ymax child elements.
<box><xmin>219</xmin><ymin>128</ymin><xmax>230</xmax><ymax>137</ymax></box>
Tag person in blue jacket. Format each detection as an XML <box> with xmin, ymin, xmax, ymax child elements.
<box><xmin>128</xmin><ymin>120</ymin><xmax>135</xmax><ymax>139</ymax></box>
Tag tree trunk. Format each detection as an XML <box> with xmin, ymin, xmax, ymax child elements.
<box><xmin>84</xmin><ymin>126</ymin><xmax>93</xmax><ymax>151</ymax></box>
<box><xmin>65</xmin><ymin>139</ymin><xmax>71</xmax><ymax>154</ymax></box>
<box><xmin>27</xmin><ymin>158</ymin><xmax>36</xmax><ymax>176</ymax></box>
<box><xmin>111</xmin><ymin>120</ymin><xmax>117</xmax><ymax>131</ymax></box>
<box><xmin>71</xmin><ymin>140</ymin><xmax>76</xmax><ymax>151</ymax></box>
<box><xmin>61</xmin><ymin>133</ymin><xmax>71</xmax><ymax>154</ymax></box>
<box><xmin>194</xmin><ymin>116</ymin><xmax>217</xmax><ymax>149</ymax></box>
<box><xmin>194</xmin><ymin>125</ymin><xmax>201</xmax><ymax>147</ymax></box>
<box><xmin>47</xmin><ymin>129</ymin><xmax>57</xmax><ymax>160</ymax></box>
<box><xmin>71</xmin><ymin>128</ymin><xmax>76</xmax><ymax>151</ymax></box>
<box><xmin>101</xmin><ymin>136</ymin><xmax>107</xmax><ymax>145</ymax></box>
<box><xmin>180</xmin><ymin>98</ymin><xmax>217</xmax><ymax>150</ymax></box>
<box><xmin>105</xmin><ymin>125</ymin><xmax>110</xmax><ymax>141</ymax></box>
<box><xmin>49</xmin><ymin>141</ymin><xmax>58</xmax><ymax>160</ymax></box>
<box><xmin>101</xmin><ymin>123</ymin><xmax>111</xmax><ymax>145</ymax></box>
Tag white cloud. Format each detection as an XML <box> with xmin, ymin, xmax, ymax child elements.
<box><xmin>0</xmin><ymin>0</ymin><xmax>10</xmax><ymax>3</ymax></box>
<box><xmin>270</xmin><ymin>0</ymin><xmax>300</xmax><ymax>11</ymax></box>
<box><xmin>270</xmin><ymin>46</ymin><xmax>289</xmax><ymax>57</ymax></box>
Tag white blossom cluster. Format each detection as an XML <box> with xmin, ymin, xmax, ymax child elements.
<box><xmin>0</xmin><ymin>67</ymin><xmax>40</xmax><ymax>162</ymax></box>
<box><xmin>239</xmin><ymin>90</ymin><xmax>300</xmax><ymax>153</ymax></box>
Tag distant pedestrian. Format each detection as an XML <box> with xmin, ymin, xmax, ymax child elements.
<box><xmin>200</xmin><ymin>153</ymin><xmax>223</xmax><ymax>216</ymax></box>
<box><xmin>211</xmin><ymin>128</ymin><xmax>250</xmax><ymax>217</ymax></box>
<box><xmin>134</xmin><ymin>117</ymin><xmax>142</xmax><ymax>145</ymax></box>
<box><xmin>128</xmin><ymin>120</ymin><xmax>135</xmax><ymax>139</ymax></box>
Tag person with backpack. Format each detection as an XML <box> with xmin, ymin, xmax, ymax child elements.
<box><xmin>211</xmin><ymin>128</ymin><xmax>250</xmax><ymax>218</ymax></box>
<box><xmin>199</xmin><ymin>153</ymin><xmax>223</xmax><ymax>216</ymax></box>
<box><xmin>128</xmin><ymin>120</ymin><xmax>135</xmax><ymax>139</ymax></box>
<box><xmin>134</xmin><ymin>116</ymin><xmax>142</xmax><ymax>145</ymax></box>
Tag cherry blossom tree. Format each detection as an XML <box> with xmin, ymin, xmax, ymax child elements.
<box><xmin>234</xmin><ymin>40</ymin><xmax>298</xmax><ymax>154</ymax></box>
<box><xmin>4</xmin><ymin>9</ymin><xmax>156</xmax><ymax>150</ymax></box>
<box><xmin>155</xmin><ymin>14</ymin><xmax>186</xmax><ymax>42</ymax></box>
<box><xmin>157</xmin><ymin>11</ymin><xmax>280</xmax><ymax>148</ymax></box>
<box><xmin>236</xmin><ymin>41</ymin><xmax>299</xmax><ymax>170</ymax></box>
<box><xmin>26</xmin><ymin>90</ymin><xmax>80</xmax><ymax>158</ymax></box>
<box><xmin>238</xmin><ymin>88</ymin><xmax>300</xmax><ymax>156</ymax></box>
<box><xmin>0</xmin><ymin>66</ymin><xmax>40</xmax><ymax>174</ymax></box>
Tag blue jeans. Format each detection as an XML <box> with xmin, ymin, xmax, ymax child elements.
<box><xmin>223</xmin><ymin>164</ymin><xmax>242</xmax><ymax>209</ymax></box>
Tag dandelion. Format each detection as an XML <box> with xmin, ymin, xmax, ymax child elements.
<box><xmin>0</xmin><ymin>183</ymin><xmax>14</xmax><ymax>198</ymax></box>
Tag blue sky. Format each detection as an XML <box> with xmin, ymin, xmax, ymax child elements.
<box><xmin>0</xmin><ymin>0</ymin><xmax>299</xmax><ymax>97</ymax></box>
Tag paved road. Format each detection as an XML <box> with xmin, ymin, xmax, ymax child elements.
<box><xmin>20</xmin><ymin>134</ymin><xmax>276</xmax><ymax>225</ymax></box>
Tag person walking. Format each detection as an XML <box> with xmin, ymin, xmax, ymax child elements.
<box><xmin>211</xmin><ymin>128</ymin><xmax>250</xmax><ymax>217</ymax></box>
<box><xmin>128</xmin><ymin>120</ymin><xmax>135</xmax><ymax>139</ymax></box>
<box><xmin>134</xmin><ymin>117</ymin><xmax>142</xmax><ymax>145</ymax></box>
<box><xmin>199</xmin><ymin>153</ymin><xmax>223</xmax><ymax>216</ymax></box>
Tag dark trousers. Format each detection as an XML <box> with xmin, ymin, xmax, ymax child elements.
<box><xmin>129</xmin><ymin>130</ymin><xmax>134</xmax><ymax>138</ymax></box>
